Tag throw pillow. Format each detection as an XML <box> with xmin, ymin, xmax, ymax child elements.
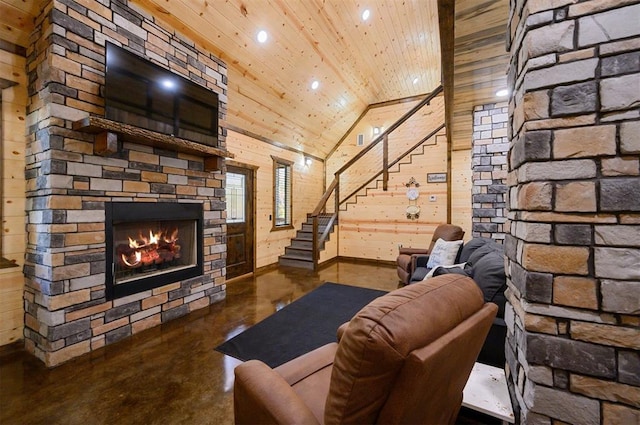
<box><xmin>426</xmin><ymin>238</ymin><xmax>464</xmax><ymax>269</ymax></box>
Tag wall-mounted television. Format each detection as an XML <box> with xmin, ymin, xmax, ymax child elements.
<box><xmin>105</xmin><ymin>42</ymin><xmax>219</xmax><ymax>147</ymax></box>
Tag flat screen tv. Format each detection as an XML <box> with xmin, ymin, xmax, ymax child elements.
<box><xmin>105</xmin><ymin>42</ymin><xmax>219</xmax><ymax>147</ymax></box>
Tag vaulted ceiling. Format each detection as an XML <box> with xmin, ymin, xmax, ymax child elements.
<box><xmin>0</xmin><ymin>0</ymin><xmax>509</xmax><ymax>158</ymax></box>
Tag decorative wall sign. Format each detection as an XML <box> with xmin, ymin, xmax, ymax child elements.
<box><xmin>427</xmin><ymin>173</ymin><xmax>447</xmax><ymax>183</ymax></box>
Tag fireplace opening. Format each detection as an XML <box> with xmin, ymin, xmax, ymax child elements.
<box><xmin>106</xmin><ymin>202</ymin><xmax>204</xmax><ymax>300</ymax></box>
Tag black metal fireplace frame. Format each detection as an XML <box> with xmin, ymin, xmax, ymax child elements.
<box><xmin>105</xmin><ymin>202</ymin><xmax>204</xmax><ymax>300</ymax></box>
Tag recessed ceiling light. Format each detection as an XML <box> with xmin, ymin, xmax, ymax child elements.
<box><xmin>311</xmin><ymin>80</ymin><xmax>319</xmax><ymax>90</ymax></box>
<box><xmin>362</xmin><ymin>9</ymin><xmax>370</xmax><ymax>21</ymax></box>
<box><xmin>496</xmin><ymin>89</ymin><xmax>509</xmax><ymax>97</ymax></box>
<box><xmin>412</xmin><ymin>77</ymin><xmax>419</xmax><ymax>85</ymax></box>
<box><xmin>161</xmin><ymin>79</ymin><xmax>175</xmax><ymax>89</ymax></box>
<box><xmin>257</xmin><ymin>30</ymin><xmax>268</xmax><ymax>43</ymax></box>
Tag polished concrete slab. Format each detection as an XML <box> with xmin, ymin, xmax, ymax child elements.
<box><xmin>1</xmin><ymin>260</ymin><xmax>400</xmax><ymax>424</ymax></box>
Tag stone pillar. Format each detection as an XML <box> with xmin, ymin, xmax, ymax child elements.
<box><xmin>472</xmin><ymin>102</ymin><xmax>508</xmax><ymax>241</ymax></box>
<box><xmin>506</xmin><ymin>1</ymin><xmax>640</xmax><ymax>424</ymax></box>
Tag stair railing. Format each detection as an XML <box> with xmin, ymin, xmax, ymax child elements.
<box><xmin>340</xmin><ymin>123</ymin><xmax>445</xmax><ymax>206</ymax></box>
<box><xmin>309</xmin><ymin>84</ymin><xmax>444</xmax><ymax>269</ymax></box>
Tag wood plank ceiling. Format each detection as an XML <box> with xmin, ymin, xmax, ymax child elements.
<box><xmin>0</xmin><ymin>0</ymin><xmax>508</xmax><ymax>157</ymax></box>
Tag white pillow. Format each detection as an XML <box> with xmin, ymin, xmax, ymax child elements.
<box><xmin>422</xmin><ymin>262</ymin><xmax>466</xmax><ymax>281</ymax></box>
<box><xmin>426</xmin><ymin>238</ymin><xmax>463</xmax><ymax>269</ymax></box>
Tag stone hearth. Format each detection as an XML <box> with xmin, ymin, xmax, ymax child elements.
<box><xmin>23</xmin><ymin>0</ymin><xmax>229</xmax><ymax>366</ymax></box>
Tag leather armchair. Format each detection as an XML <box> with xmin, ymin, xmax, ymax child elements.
<box><xmin>396</xmin><ymin>223</ymin><xmax>465</xmax><ymax>285</ymax></box>
<box><xmin>234</xmin><ymin>274</ymin><xmax>497</xmax><ymax>424</ymax></box>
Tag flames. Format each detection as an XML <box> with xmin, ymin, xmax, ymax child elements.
<box><xmin>121</xmin><ymin>251</ymin><xmax>142</xmax><ymax>267</ymax></box>
<box><xmin>117</xmin><ymin>228</ymin><xmax>181</xmax><ymax>268</ymax></box>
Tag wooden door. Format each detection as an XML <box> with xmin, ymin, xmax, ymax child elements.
<box><xmin>226</xmin><ymin>165</ymin><xmax>255</xmax><ymax>279</ymax></box>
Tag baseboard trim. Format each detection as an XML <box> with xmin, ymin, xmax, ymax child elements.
<box><xmin>253</xmin><ymin>256</ymin><xmax>396</xmax><ymax>275</ymax></box>
<box><xmin>333</xmin><ymin>256</ymin><xmax>395</xmax><ymax>267</ymax></box>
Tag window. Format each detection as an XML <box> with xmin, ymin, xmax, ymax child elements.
<box><xmin>226</xmin><ymin>172</ymin><xmax>246</xmax><ymax>223</ymax></box>
<box><xmin>272</xmin><ymin>156</ymin><xmax>293</xmax><ymax>229</ymax></box>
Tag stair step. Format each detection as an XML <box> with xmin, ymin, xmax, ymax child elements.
<box><xmin>279</xmin><ymin>213</ymin><xmax>337</xmax><ymax>270</ymax></box>
<box><xmin>297</xmin><ymin>230</ymin><xmax>333</xmax><ymax>238</ymax></box>
<box><xmin>278</xmin><ymin>255</ymin><xmax>315</xmax><ymax>270</ymax></box>
<box><xmin>285</xmin><ymin>246</ymin><xmax>313</xmax><ymax>257</ymax></box>
<box><xmin>301</xmin><ymin>223</ymin><xmax>330</xmax><ymax>232</ymax></box>
<box><xmin>306</xmin><ymin>213</ymin><xmax>334</xmax><ymax>221</ymax></box>
<box><xmin>296</xmin><ymin>231</ymin><xmax>313</xmax><ymax>240</ymax></box>
<box><xmin>290</xmin><ymin>239</ymin><xmax>313</xmax><ymax>249</ymax></box>
<box><xmin>290</xmin><ymin>238</ymin><xmax>326</xmax><ymax>250</ymax></box>
<box><xmin>293</xmin><ymin>234</ymin><xmax>330</xmax><ymax>248</ymax></box>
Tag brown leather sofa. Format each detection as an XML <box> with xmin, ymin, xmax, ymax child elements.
<box><xmin>396</xmin><ymin>223</ymin><xmax>465</xmax><ymax>285</ymax></box>
<box><xmin>234</xmin><ymin>274</ymin><xmax>497</xmax><ymax>424</ymax></box>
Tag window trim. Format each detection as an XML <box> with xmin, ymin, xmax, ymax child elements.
<box><xmin>271</xmin><ymin>155</ymin><xmax>294</xmax><ymax>231</ymax></box>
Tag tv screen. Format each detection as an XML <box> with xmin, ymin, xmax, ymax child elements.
<box><xmin>105</xmin><ymin>42</ymin><xmax>219</xmax><ymax>146</ymax></box>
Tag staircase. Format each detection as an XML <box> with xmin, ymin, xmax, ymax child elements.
<box><xmin>278</xmin><ymin>214</ymin><xmax>336</xmax><ymax>269</ymax></box>
<box><xmin>278</xmin><ymin>85</ymin><xmax>444</xmax><ymax>270</ymax></box>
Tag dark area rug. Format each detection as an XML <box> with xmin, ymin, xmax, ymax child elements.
<box><xmin>216</xmin><ymin>282</ymin><xmax>386</xmax><ymax>368</ymax></box>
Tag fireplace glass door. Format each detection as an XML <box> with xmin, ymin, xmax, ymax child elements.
<box><xmin>106</xmin><ymin>202</ymin><xmax>203</xmax><ymax>300</ymax></box>
<box><xmin>113</xmin><ymin>219</ymin><xmax>196</xmax><ymax>284</ymax></box>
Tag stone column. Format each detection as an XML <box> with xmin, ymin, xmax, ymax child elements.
<box><xmin>506</xmin><ymin>1</ymin><xmax>640</xmax><ymax>424</ymax></box>
<box><xmin>472</xmin><ymin>102</ymin><xmax>509</xmax><ymax>241</ymax></box>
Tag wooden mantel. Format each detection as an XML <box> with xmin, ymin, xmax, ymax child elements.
<box><xmin>72</xmin><ymin>116</ymin><xmax>234</xmax><ymax>172</ymax></box>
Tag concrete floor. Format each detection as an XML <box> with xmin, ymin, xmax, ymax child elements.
<box><xmin>0</xmin><ymin>260</ymin><xmax>401</xmax><ymax>424</ymax></box>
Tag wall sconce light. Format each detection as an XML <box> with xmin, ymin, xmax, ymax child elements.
<box><xmin>373</xmin><ymin>126</ymin><xmax>381</xmax><ymax>135</ymax></box>
<box><xmin>305</xmin><ymin>157</ymin><xmax>312</xmax><ymax>166</ymax></box>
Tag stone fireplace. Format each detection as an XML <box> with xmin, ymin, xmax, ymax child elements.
<box><xmin>23</xmin><ymin>0</ymin><xmax>230</xmax><ymax>366</ymax></box>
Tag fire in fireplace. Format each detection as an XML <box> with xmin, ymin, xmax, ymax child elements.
<box><xmin>116</xmin><ymin>223</ymin><xmax>186</xmax><ymax>280</ymax></box>
<box><xmin>106</xmin><ymin>202</ymin><xmax>204</xmax><ymax>300</ymax></box>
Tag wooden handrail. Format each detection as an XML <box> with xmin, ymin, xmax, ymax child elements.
<box><xmin>339</xmin><ymin>124</ymin><xmax>444</xmax><ymax>206</ymax></box>
<box><xmin>311</xmin><ymin>179</ymin><xmax>338</xmax><ymax>217</ymax></box>
<box><xmin>307</xmin><ymin>84</ymin><xmax>444</xmax><ymax>269</ymax></box>
<box><xmin>335</xmin><ymin>85</ymin><xmax>443</xmax><ymax>176</ymax></box>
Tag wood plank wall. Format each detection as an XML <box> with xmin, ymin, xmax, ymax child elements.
<box><xmin>337</xmin><ymin>132</ymin><xmax>455</xmax><ymax>262</ymax></box>
<box><xmin>225</xmin><ymin>130</ymin><xmax>324</xmax><ymax>268</ymax></box>
<box><xmin>0</xmin><ymin>50</ymin><xmax>27</xmax><ymax>346</ymax></box>
<box><xmin>325</xmin><ymin>95</ymin><xmax>445</xmax><ymax>183</ymax></box>
<box><xmin>451</xmin><ymin>149</ymin><xmax>472</xmax><ymax>241</ymax></box>
<box><xmin>320</xmin><ymin>93</ymin><xmax>463</xmax><ymax>262</ymax></box>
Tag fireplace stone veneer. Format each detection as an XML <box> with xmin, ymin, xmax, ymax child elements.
<box><xmin>23</xmin><ymin>0</ymin><xmax>229</xmax><ymax>366</ymax></box>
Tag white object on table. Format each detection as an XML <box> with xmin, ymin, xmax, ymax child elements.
<box><xmin>462</xmin><ymin>362</ymin><xmax>515</xmax><ymax>424</ymax></box>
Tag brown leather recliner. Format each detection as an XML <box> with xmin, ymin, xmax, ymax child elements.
<box><xmin>233</xmin><ymin>274</ymin><xmax>497</xmax><ymax>424</ymax></box>
<box><xmin>396</xmin><ymin>223</ymin><xmax>465</xmax><ymax>285</ymax></box>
